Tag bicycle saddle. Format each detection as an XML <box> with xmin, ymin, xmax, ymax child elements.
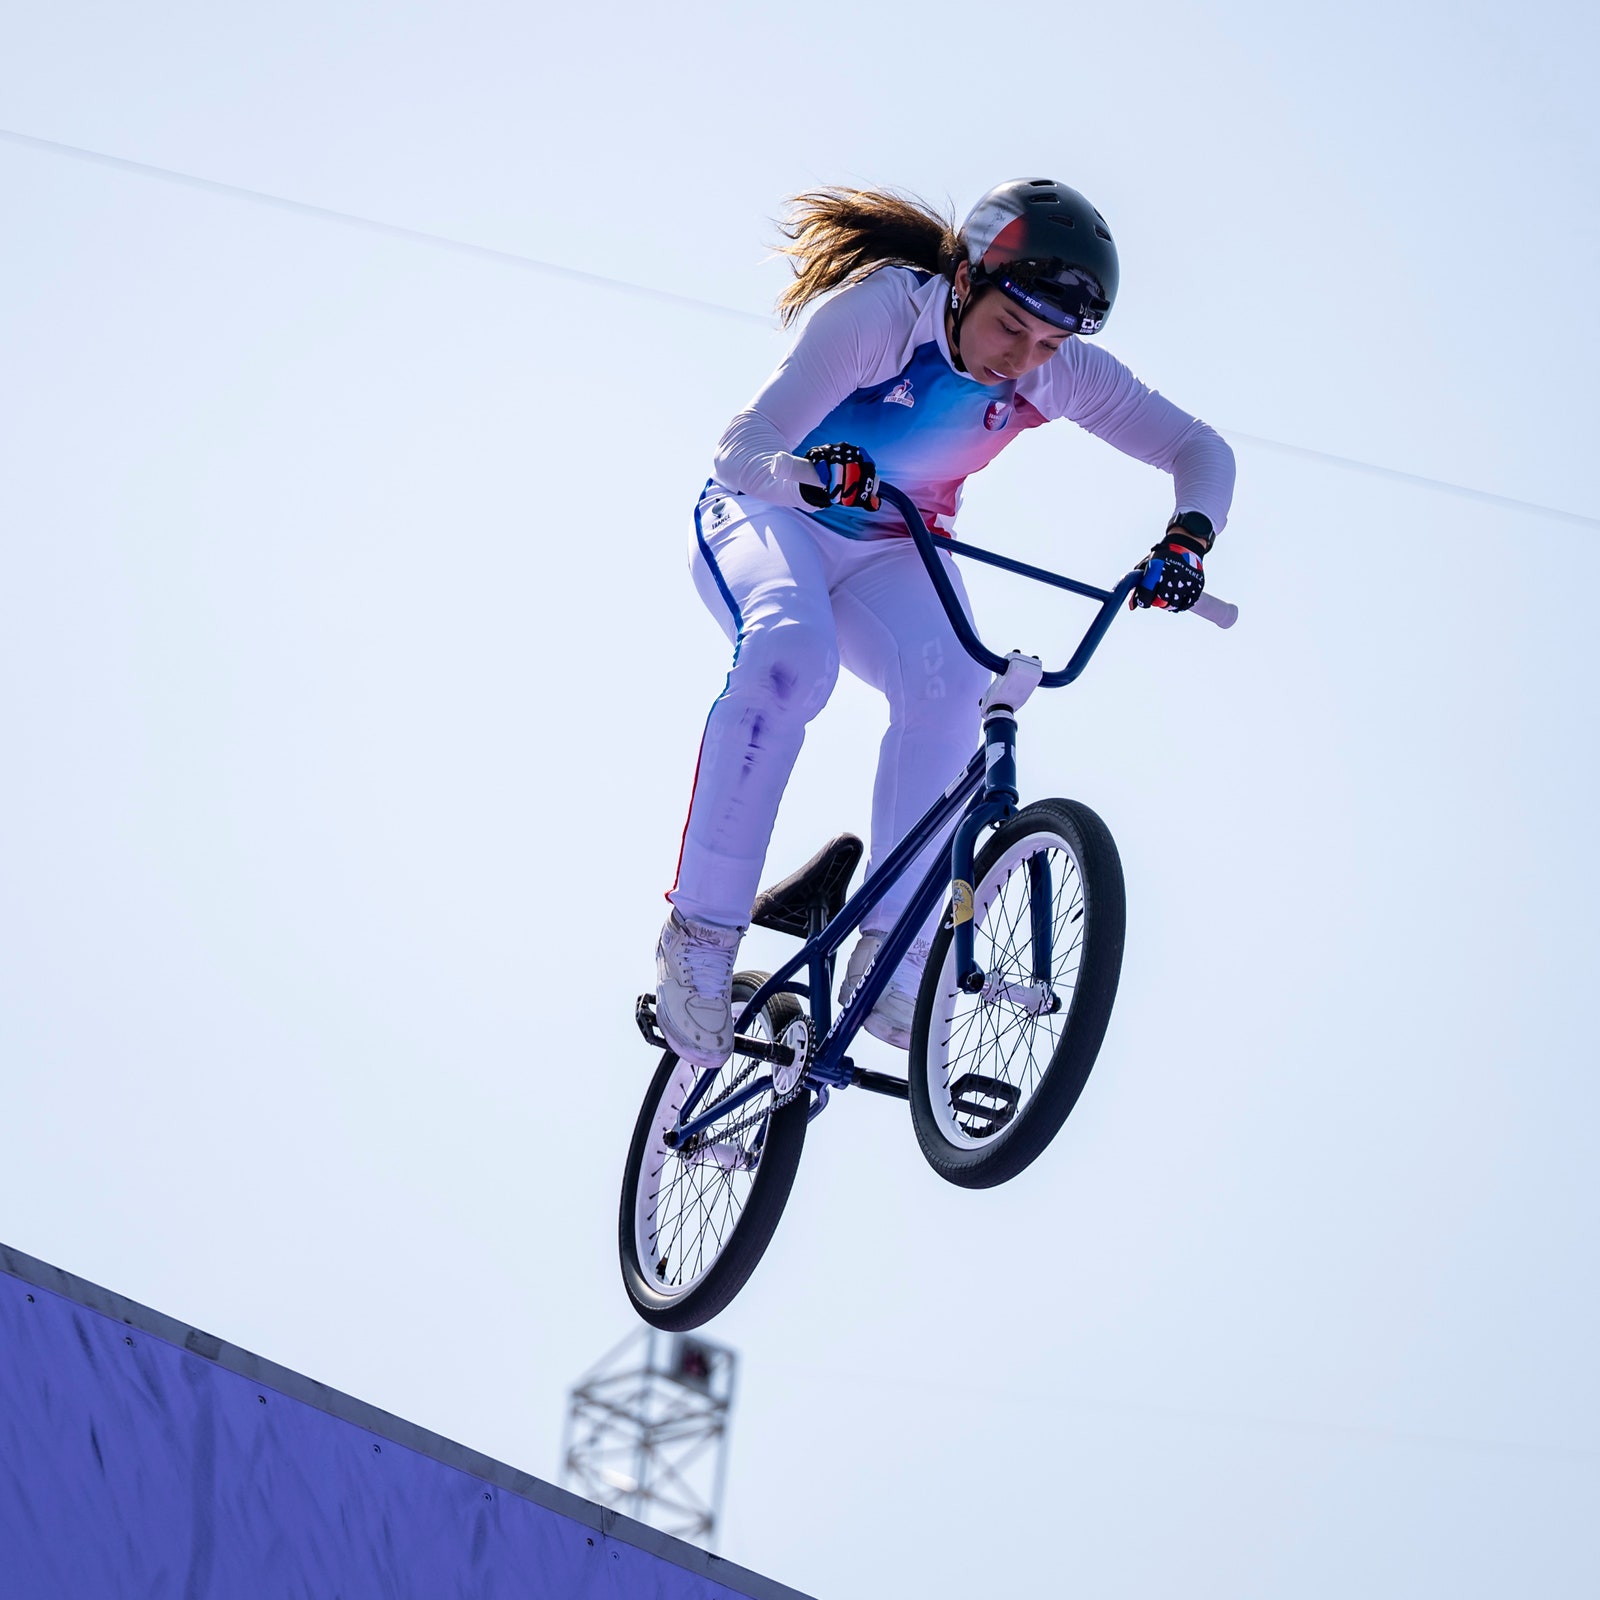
<box><xmin>750</xmin><ymin>833</ymin><xmax>864</xmax><ymax>937</ymax></box>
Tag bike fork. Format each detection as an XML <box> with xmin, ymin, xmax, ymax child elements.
<box><xmin>952</xmin><ymin>706</ymin><xmax>1021</xmax><ymax>992</ymax></box>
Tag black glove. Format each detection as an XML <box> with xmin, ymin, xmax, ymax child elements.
<box><xmin>1129</xmin><ymin>517</ymin><xmax>1213</xmax><ymax>612</ymax></box>
<box><xmin>799</xmin><ymin>442</ymin><xmax>880</xmax><ymax>511</ymax></box>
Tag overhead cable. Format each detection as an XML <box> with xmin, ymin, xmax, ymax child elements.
<box><xmin>4</xmin><ymin>126</ymin><xmax>1593</xmax><ymax>529</ymax></box>
<box><xmin>0</xmin><ymin>126</ymin><xmax>766</xmax><ymax>326</ymax></box>
<box><xmin>1223</xmin><ymin>429</ymin><xmax>1597</xmax><ymax>529</ymax></box>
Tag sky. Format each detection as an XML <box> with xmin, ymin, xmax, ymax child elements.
<box><xmin>3</xmin><ymin>2</ymin><xmax>1598</xmax><ymax>1595</ymax></box>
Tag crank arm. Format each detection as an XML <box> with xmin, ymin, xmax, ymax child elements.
<box><xmin>849</xmin><ymin>1065</ymin><xmax>910</xmax><ymax>1101</ymax></box>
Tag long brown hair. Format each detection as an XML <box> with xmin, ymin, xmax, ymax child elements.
<box><xmin>773</xmin><ymin>187</ymin><xmax>959</xmax><ymax>326</ymax></box>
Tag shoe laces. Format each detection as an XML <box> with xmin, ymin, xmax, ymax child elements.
<box><xmin>674</xmin><ymin>924</ymin><xmax>737</xmax><ymax>998</ymax></box>
<box><xmin>855</xmin><ymin>932</ymin><xmax>932</xmax><ymax>993</ymax></box>
<box><xmin>890</xmin><ymin>936</ymin><xmax>933</xmax><ymax>993</ymax></box>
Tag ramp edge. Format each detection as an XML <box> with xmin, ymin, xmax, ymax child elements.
<box><xmin>0</xmin><ymin>1240</ymin><xmax>813</xmax><ymax>1600</ymax></box>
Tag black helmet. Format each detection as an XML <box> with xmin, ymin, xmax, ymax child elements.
<box><xmin>959</xmin><ymin>178</ymin><xmax>1119</xmax><ymax>335</ymax></box>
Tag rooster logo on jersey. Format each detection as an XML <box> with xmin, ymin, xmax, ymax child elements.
<box><xmin>883</xmin><ymin>379</ymin><xmax>915</xmax><ymax>408</ymax></box>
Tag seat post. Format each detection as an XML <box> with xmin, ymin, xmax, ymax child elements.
<box><xmin>806</xmin><ymin>899</ymin><xmax>833</xmax><ymax>1033</ymax></box>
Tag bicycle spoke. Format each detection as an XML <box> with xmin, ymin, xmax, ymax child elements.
<box><xmin>636</xmin><ymin>1004</ymin><xmax>784</xmax><ymax>1294</ymax></box>
<box><xmin>911</xmin><ymin>804</ymin><xmax>1123</xmax><ymax>1189</ymax></box>
<box><xmin>928</xmin><ymin>835</ymin><xmax>1093</xmax><ymax>1147</ymax></box>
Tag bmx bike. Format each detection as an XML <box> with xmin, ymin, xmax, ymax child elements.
<box><xmin>622</xmin><ymin>482</ymin><xmax>1235</xmax><ymax>1330</ymax></box>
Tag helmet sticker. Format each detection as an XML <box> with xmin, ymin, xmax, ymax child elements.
<box><xmin>963</xmin><ymin>196</ymin><xmax>1026</xmax><ymax>263</ymax></box>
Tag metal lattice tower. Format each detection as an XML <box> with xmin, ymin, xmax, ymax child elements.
<box><xmin>561</xmin><ymin>1330</ymin><xmax>738</xmax><ymax>1546</ymax></box>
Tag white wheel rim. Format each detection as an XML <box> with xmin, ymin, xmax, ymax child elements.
<box><xmin>633</xmin><ymin>1004</ymin><xmax>776</xmax><ymax>1301</ymax></box>
<box><xmin>924</xmin><ymin>827</ymin><xmax>1086</xmax><ymax>1151</ymax></box>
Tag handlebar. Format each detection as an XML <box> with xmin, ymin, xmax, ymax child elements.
<box><xmin>1192</xmin><ymin>592</ymin><xmax>1238</xmax><ymax>629</ymax></box>
<box><xmin>873</xmin><ymin>481</ymin><xmax>1235</xmax><ymax>688</ymax></box>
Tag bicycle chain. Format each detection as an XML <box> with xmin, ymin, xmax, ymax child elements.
<box><xmin>675</xmin><ymin>1030</ymin><xmax>808</xmax><ymax>1159</ymax></box>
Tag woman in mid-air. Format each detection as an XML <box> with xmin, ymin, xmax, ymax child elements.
<box><xmin>654</xmin><ymin>177</ymin><xmax>1236</xmax><ymax>1070</ymax></box>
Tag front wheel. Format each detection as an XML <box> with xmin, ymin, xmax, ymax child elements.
<box><xmin>620</xmin><ymin>972</ymin><xmax>809</xmax><ymax>1330</ymax></box>
<box><xmin>909</xmin><ymin>798</ymin><xmax>1124</xmax><ymax>1189</ymax></box>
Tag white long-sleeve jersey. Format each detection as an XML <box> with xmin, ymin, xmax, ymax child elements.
<box><xmin>712</xmin><ymin>265</ymin><xmax>1235</xmax><ymax>539</ymax></box>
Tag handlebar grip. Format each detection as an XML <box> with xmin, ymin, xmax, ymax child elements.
<box><xmin>1192</xmin><ymin>592</ymin><xmax>1238</xmax><ymax>629</ymax></box>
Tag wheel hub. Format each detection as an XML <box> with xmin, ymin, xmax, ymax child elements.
<box><xmin>980</xmin><ymin>973</ymin><xmax>1059</xmax><ymax>1015</ymax></box>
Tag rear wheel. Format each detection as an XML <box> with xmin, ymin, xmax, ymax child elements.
<box><xmin>620</xmin><ymin>972</ymin><xmax>809</xmax><ymax>1330</ymax></box>
<box><xmin>909</xmin><ymin>799</ymin><xmax>1124</xmax><ymax>1189</ymax></box>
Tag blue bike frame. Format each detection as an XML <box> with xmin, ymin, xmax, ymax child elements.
<box><xmin>665</xmin><ymin>483</ymin><xmax>1143</xmax><ymax>1150</ymax></box>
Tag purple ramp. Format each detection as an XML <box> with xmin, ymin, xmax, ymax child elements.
<box><xmin>0</xmin><ymin>1244</ymin><xmax>811</xmax><ymax>1600</ymax></box>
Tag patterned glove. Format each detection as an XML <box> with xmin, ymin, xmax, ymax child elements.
<box><xmin>1129</xmin><ymin>519</ymin><xmax>1212</xmax><ymax>612</ymax></box>
<box><xmin>799</xmin><ymin>442</ymin><xmax>881</xmax><ymax>511</ymax></box>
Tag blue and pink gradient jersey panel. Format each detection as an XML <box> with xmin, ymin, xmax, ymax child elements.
<box><xmin>710</xmin><ymin>266</ymin><xmax>1236</xmax><ymax>540</ymax></box>
<box><xmin>796</xmin><ymin>337</ymin><xmax>1047</xmax><ymax>536</ymax></box>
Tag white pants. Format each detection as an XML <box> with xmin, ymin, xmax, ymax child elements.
<box><xmin>669</xmin><ymin>490</ymin><xmax>990</xmax><ymax>934</ymax></box>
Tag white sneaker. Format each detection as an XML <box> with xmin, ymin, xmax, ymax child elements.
<box><xmin>838</xmin><ymin>930</ymin><xmax>933</xmax><ymax>1050</ymax></box>
<box><xmin>654</xmin><ymin>909</ymin><xmax>743</xmax><ymax>1070</ymax></box>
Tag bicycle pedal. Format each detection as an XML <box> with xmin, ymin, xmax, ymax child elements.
<box><xmin>949</xmin><ymin>1072</ymin><xmax>1021</xmax><ymax>1136</ymax></box>
<box><xmin>635</xmin><ymin>992</ymin><xmax>669</xmax><ymax>1051</ymax></box>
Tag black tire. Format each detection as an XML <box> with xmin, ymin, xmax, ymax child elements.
<box><xmin>619</xmin><ymin>972</ymin><xmax>809</xmax><ymax>1330</ymax></box>
<box><xmin>909</xmin><ymin>798</ymin><xmax>1124</xmax><ymax>1189</ymax></box>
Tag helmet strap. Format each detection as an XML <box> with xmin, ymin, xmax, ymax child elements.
<box><xmin>947</xmin><ymin>280</ymin><xmax>971</xmax><ymax>373</ymax></box>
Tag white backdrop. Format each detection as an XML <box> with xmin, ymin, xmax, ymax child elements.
<box><xmin>3</xmin><ymin>3</ymin><xmax>1597</xmax><ymax>1595</ymax></box>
